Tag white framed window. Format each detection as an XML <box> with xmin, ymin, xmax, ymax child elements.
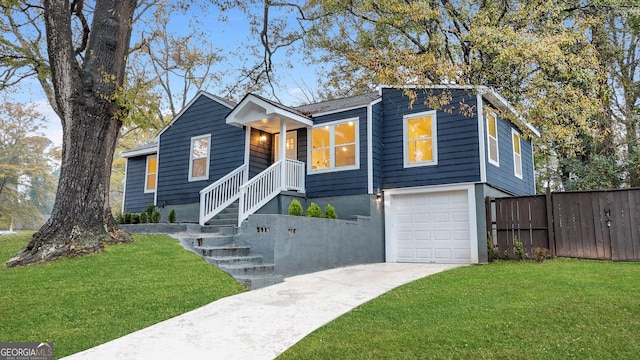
<box><xmin>512</xmin><ymin>129</ymin><xmax>523</xmax><ymax>179</ymax></box>
<box><xmin>487</xmin><ymin>112</ymin><xmax>499</xmax><ymax>166</ymax></box>
<box><xmin>403</xmin><ymin>110</ymin><xmax>437</xmax><ymax>167</ymax></box>
<box><xmin>189</xmin><ymin>134</ymin><xmax>210</xmax><ymax>181</ymax></box>
<box><xmin>144</xmin><ymin>155</ymin><xmax>157</xmax><ymax>193</ymax></box>
<box><xmin>309</xmin><ymin>118</ymin><xmax>359</xmax><ymax>173</ymax></box>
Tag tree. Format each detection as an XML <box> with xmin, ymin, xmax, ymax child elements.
<box><xmin>0</xmin><ymin>101</ymin><xmax>58</xmax><ymax>230</ymax></box>
<box><xmin>4</xmin><ymin>0</ymin><xmax>137</xmax><ymax>266</ymax></box>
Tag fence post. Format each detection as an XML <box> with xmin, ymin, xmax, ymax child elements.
<box><xmin>545</xmin><ymin>187</ymin><xmax>556</xmax><ymax>257</ymax></box>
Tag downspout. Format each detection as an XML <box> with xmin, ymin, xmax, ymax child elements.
<box><xmin>477</xmin><ymin>90</ymin><xmax>487</xmax><ymax>183</ymax></box>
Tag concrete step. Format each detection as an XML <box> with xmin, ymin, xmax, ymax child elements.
<box><xmin>194</xmin><ymin>245</ymin><xmax>250</xmax><ymax>257</ymax></box>
<box><xmin>206</xmin><ymin>255</ymin><xmax>263</xmax><ymax>266</ymax></box>
<box><xmin>234</xmin><ymin>274</ymin><xmax>284</xmax><ymax>290</ymax></box>
<box><xmin>218</xmin><ymin>263</ymin><xmax>276</xmax><ymax>276</ymax></box>
<box><xmin>206</xmin><ymin>218</ymin><xmax>238</xmax><ymax>227</ymax></box>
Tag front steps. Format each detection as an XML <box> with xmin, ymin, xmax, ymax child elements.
<box><xmin>178</xmin><ymin>229</ymin><xmax>283</xmax><ymax>290</ymax></box>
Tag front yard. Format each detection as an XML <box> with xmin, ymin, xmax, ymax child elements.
<box><xmin>0</xmin><ymin>232</ymin><xmax>246</xmax><ymax>358</ymax></box>
<box><xmin>279</xmin><ymin>258</ymin><xmax>640</xmax><ymax>359</ymax></box>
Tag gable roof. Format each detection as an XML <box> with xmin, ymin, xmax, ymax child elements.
<box><xmin>294</xmin><ymin>92</ymin><xmax>380</xmax><ymax>116</ymax></box>
<box><xmin>226</xmin><ymin>93</ymin><xmax>313</xmax><ymax>133</ymax></box>
<box><xmin>380</xmin><ymin>85</ymin><xmax>540</xmax><ymax>137</ymax></box>
<box><xmin>155</xmin><ymin>91</ymin><xmax>237</xmax><ymax>140</ymax></box>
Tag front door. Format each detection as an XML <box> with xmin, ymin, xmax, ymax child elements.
<box><xmin>274</xmin><ymin>130</ymin><xmax>297</xmax><ymax>161</ymax></box>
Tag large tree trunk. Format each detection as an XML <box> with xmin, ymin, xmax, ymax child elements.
<box><xmin>5</xmin><ymin>0</ymin><xmax>137</xmax><ymax>267</ymax></box>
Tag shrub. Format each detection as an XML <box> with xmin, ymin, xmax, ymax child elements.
<box><xmin>139</xmin><ymin>211</ymin><xmax>148</xmax><ymax>223</ymax></box>
<box><xmin>514</xmin><ymin>236</ymin><xmax>524</xmax><ymax>260</ymax></box>
<box><xmin>151</xmin><ymin>210</ymin><xmax>161</xmax><ymax>223</ymax></box>
<box><xmin>116</xmin><ymin>213</ymin><xmax>125</xmax><ymax>224</ymax></box>
<box><xmin>130</xmin><ymin>213</ymin><xmax>140</xmax><ymax>224</ymax></box>
<box><xmin>534</xmin><ymin>247</ymin><xmax>550</xmax><ymax>263</ymax></box>
<box><xmin>306</xmin><ymin>202</ymin><xmax>323</xmax><ymax>218</ymax></box>
<box><xmin>289</xmin><ymin>199</ymin><xmax>304</xmax><ymax>216</ymax></box>
<box><xmin>324</xmin><ymin>204</ymin><xmax>337</xmax><ymax>219</ymax></box>
<box><xmin>123</xmin><ymin>212</ymin><xmax>132</xmax><ymax>224</ymax></box>
<box><xmin>503</xmin><ymin>249</ymin><xmax>510</xmax><ymax>261</ymax></box>
<box><xmin>168</xmin><ymin>209</ymin><xmax>176</xmax><ymax>223</ymax></box>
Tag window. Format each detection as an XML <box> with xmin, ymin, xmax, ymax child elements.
<box><xmin>487</xmin><ymin>112</ymin><xmax>499</xmax><ymax>166</ymax></box>
<box><xmin>512</xmin><ymin>129</ymin><xmax>522</xmax><ymax>179</ymax></box>
<box><xmin>189</xmin><ymin>134</ymin><xmax>210</xmax><ymax>181</ymax></box>
<box><xmin>404</xmin><ymin>111</ymin><xmax>437</xmax><ymax>167</ymax></box>
<box><xmin>145</xmin><ymin>155</ymin><xmax>157</xmax><ymax>193</ymax></box>
<box><xmin>310</xmin><ymin>118</ymin><xmax>358</xmax><ymax>172</ymax></box>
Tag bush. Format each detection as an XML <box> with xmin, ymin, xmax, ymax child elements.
<box><xmin>514</xmin><ymin>236</ymin><xmax>524</xmax><ymax>260</ymax></box>
<box><xmin>130</xmin><ymin>213</ymin><xmax>140</xmax><ymax>224</ymax></box>
<box><xmin>150</xmin><ymin>210</ymin><xmax>161</xmax><ymax>223</ymax></box>
<box><xmin>116</xmin><ymin>213</ymin><xmax>125</xmax><ymax>224</ymax></box>
<box><xmin>168</xmin><ymin>209</ymin><xmax>176</xmax><ymax>223</ymax></box>
<box><xmin>139</xmin><ymin>211</ymin><xmax>148</xmax><ymax>223</ymax></box>
<box><xmin>534</xmin><ymin>247</ymin><xmax>550</xmax><ymax>263</ymax></box>
<box><xmin>324</xmin><ymin>204</ymin><xmax>337</xmax><ymax>219</ymax></box>
<box><xmin>306</xmin><ymin>202</ymin><xmax>323</xmax><ymax>218</ymax></box>
<box><xmin>289</xmin><ymin>199</ymin><xmax>304</xmax><ymax>216</ymax></box>
<box><xmin>123</xmin><ymin>212</ymin><xmax>132</xmax><ymax>224</ymax></box>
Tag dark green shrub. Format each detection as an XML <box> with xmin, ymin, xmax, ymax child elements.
<box><xmin>151</xmin><ymin>210</ymin><xmax>161</xmax><ymax>223</ymax></box>
<box><xmin>324</xmin><ymin>204</ymin><xmax>337</xmax><ymax>219</ymax></box>
<box><xmin>139</xmin><ymin>211</ymin><xmax>148</xmax><ymax>223</ymax></box>
<box><xmin>306</xmin><ymin>202</ymin><xmax>323</xmax><ymax>218</ymax></box>
<box><xmin>288</xmin><ymin>199</ymin><xmax>304</xmax><ymax>216</ymax></box>
<box><xmin>514</xmin><ymin>236</ymin><xmax>524</xmax><ymax>260</ymax></box>
<box><xmin>130</xmin><ymin>213</ymin><xmax>140</xmax><ymax>224</ymax></box>
<box><xmin>123</xmin><ymin>212</ymin><xmax>132</xmax><ymax>224</ymax></box>
<box><xmin>168</xmin><ymin>209</ymin><xmax>176</xmax><ymax>223</ymax></box>
<box><xmin>503</xmin><ymin>249</ymin><xmax>510</xmax><ymax>260</ymax></box>
<box><xmin>116</xmin><ymin>213</ymin><xmax>125</xmax><ymax>224</ymax></box>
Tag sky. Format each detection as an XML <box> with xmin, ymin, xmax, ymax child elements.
<box><xmin>9</xmin><ymin>3</ymin><xmax>320</xmax><ymax>148</ymax></box>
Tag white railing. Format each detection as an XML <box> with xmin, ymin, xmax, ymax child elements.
<box><xmin>238</xmin><ymin>159</ymin><xmax>305</xmax><ymax>225</ymax></box>
<box><xmin>199</xmin><ymin>164</ymin><xmax>248</xmax><ymax>225</ymax></box>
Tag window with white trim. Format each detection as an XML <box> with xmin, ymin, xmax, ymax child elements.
<box><xmin>404</xmin><ymin>110</ymin><xmax>437</xmax><ymax>167</ymax></box>
<box><xmin>487</xmin><ymin>112</ymin><xmax>499</xmax><ymax>166</ymax></box>
<box><xmin>189</xmin><ymin>134</ymin><xmax>210</xmax><ymax>181</ymax></box>
<box><xmin>310</xmin><ymin>118</ymin><xmax>358</xmax><ymax>172</ymax></box>
<box><xmin>512</xmin><ymin>129</ymin><xmax>523</xmax><ymax>179</ymax></box>
<box><xmin>145</xmin><ymin>155</ymin><xmax>157</xmax><ymax>193</ymax></box>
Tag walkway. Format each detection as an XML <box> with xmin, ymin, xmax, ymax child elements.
<box><xmin>63</xmin><ymin>263</ymin><xmax>462</xmax><ymax>360</ymax></box>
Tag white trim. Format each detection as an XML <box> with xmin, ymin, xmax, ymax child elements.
<box><xmin>309</xmin><ymin>104</ymin><xmax>369</xmax><ymax>118</ymax></box>
<box><xmin>512</xmin><ymin>129</ymin><xmax>523</xmax><ymax>179</ymax></box>
<box><xmin>530</xmin><ymin>141</ymin><xmax>536</xmax><ymax>193</ymax></box>
<box><xmin>120</xmin><ymin>145</ymin><xmax>157</xmax><ymax>158</ymax></box>
<box><xmin>274</xmin><ymin>130</ymin><xmax>298</xmax><ymax>161</ymax></box>
<box><xmin>366</xmin><ymin>99</ymin><xmax>381</xmax><ymax>194</ymax></box>
<box><xmin>154</xmin><ymin>138</ymin><xmax>160</xmax><ymax>206</ymax></box>
<box><xmin>477</xmin><ymin>93</ymin><xmax>487</xmax><ymax>182</ymax></box>
<box><xmin>403</xmin><ymin>110</ymin><xmax>438</xmax><ymax>168</ymax></box>
<box><xmin>144</xmin><ymin>154</ymin><xmax>157</xmax><ymax>194</ymax></box>
<box><xmin>121</xmin><ymin>159</ymin><xmax>128</xmax><ymax>214</ymax></box>
<box><xmin>384</xmin><ymin>183</ymin><xmax>479</xmax><ymax>264</ymax></box>
<box><xmin>189</xmin><ymin>134</ymin><xmax>211</xmax><ymax>182</ymax></box>
<box><xmin>308</xmin><ymin>117</ymin><xmax>360</xmax><ymax>174</ymax></box>
<box><xmin>226</xmin><ymin>94</ymin><xmax>313</xmax><ymax>128</ymax></box>
<box><xmin>486</xmin><ymin>111</ymin><xmax>500</xmax><ymax>167</ymax></box>
<box><xmin>244</xmin><ymin>126</ymin><xmax>251</xmax><ymax>168</ymax></box>
<box><xmin>156</xmin><ymin>91</ymin><xmax>234</xmax><ymax>140</ymax></box>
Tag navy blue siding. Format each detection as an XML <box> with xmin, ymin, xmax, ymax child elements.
<box><xmin>486</xmin><ymin>110</ymin><xmax>535</xmax><ymax>195</ymax></box>
<box><xmin>306</xmin><ymin>107</ymin><xmax>369</xmax><ymax>198</ymax></box>
<box><xmin>123</xmin><ymin>156</ymin><xmax>155</xmax><ymax>212</ymax></box>
<box><xmin>381</xmin><ymin>88</ymin><xmax>481</xmax><ymax>190</ymax></box>
<box><xmin>157</xmin><ymin>95</ymin><xmax>244</xmax><ymax>206</ymax></box>
<box><xmin>372</xmin><ymin>101</ymin><xmax>384</xmax><ymax>192</ymax></box>
<box><xmin>249</xmin><ymin>128</ymin><xmax>271</xmax><ymax>178</ymax></box>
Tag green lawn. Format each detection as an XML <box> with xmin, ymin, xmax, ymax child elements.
<box><xmin>0</xmin><ymin>232</ymin><xmax>246</xmax><ymax>358</ymax></box>
<box><xmin>279</xmin><ymin>258</ymin><xmax>640</xmax><ymax>360</ymax></box>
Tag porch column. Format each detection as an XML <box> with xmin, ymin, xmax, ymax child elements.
<box><xmin>280</xmin><ymin>119</ymin><xmax>287</xmax><ymax>187</ymax></box>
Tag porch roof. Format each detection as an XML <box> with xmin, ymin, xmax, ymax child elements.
<box><xmin>226</xmin><ymin>93</ymin><xmax>313</xmax><ymax>133</ymax></box>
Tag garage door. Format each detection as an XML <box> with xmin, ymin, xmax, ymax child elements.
<box><xmin>393</xmin><ymin>190</ymin><xmax>471</xmax><ymax>263</ymax></box>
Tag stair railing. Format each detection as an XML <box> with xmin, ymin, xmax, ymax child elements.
<box><xmin>199</xmin><ymin>164</ymin><xmax>248</xmax><ymax>225</ymax></box>
<box><xmin>238</xmin><ymin>159</ymin><xmax>305</xmax><ymax>225</ymax></box>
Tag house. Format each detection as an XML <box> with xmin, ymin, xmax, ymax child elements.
<box><xmin>121</xmin><ymin>85</ymin><xmax>539</xmax><ymax>264</ymax></box>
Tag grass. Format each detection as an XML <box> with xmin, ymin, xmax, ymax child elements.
<box><xmin>0</xmin><ymin>231</ymin><xmax>246</xmax><ymax>358</ymax></box>
<box><xmin>279</xmin><ymin>258</ymin><xmax>640</xmax><ymax>359</ymax></box>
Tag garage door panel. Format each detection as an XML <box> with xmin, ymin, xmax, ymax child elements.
<box><xmin>392</xmin><ymin>190</ymin><xmax>472</xmax><ymax>264</ymax></box>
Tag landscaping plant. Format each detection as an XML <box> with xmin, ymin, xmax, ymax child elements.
<box><xmin>288</xmin><ymin>199</ymin><xmax>304</xmax><ymax>216</ymax></box>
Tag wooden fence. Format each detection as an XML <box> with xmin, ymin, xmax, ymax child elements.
<box><xmin>486</xmin><ymin>188</ymin><xmax>640</xmax><ymax>261</ymax></box>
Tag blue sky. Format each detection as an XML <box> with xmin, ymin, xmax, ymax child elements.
<box><xmin>10</xmin><ymin>3</ymin><xmax>320</xmax><ymax>147</ymax></box>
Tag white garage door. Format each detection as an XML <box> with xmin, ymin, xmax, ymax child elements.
<box><xmin>393</xmin><ymin>190</ymin><xmax>472</xmax><ymax>263</ymax></box>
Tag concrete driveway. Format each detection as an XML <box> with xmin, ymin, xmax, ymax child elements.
<box><xmin>63</xmin><ymin>263</ymin><xmax>462</xmax><ymax>360</ymax></box>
